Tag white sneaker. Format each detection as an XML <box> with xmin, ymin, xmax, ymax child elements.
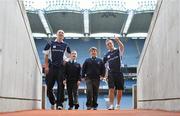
<box><xmin>115</xmin><ymin>104</ymin><xmax>120</xmax><ymax>110</ymax></box>
<box><xmin>57</xmin><ymin>106</ymin><xmax>63</xmax><ymax>110</ymax></box>
<box><xmin>108</xmin><ymin>104</ymin><xmax>114</xmax><ymax>110</ymax></box>
<box><xmin>51</xmin><ymin>105</ymin><xmax>56</xmax><ymax>110</ymax></box>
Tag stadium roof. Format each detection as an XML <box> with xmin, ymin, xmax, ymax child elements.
<box><xmin>24</xmin><ymin>0</ymin><xmax>157</xmax><ymax>38</ymax></box>
<box><xmin>127</xmin><ymin>12</ymin><xmax>154</xmax><ymax>34</ymax></box>
<box><xmin>89</xmin><ymin>11</ymin><xmax>128</xmax><ymax>34</ymax></box>
<box><xmin>45</xmin><ymin>11</ymin><xmax>84</xmax><ymax>34</ymax></box>
<box><xmin>27</xmin><ymin>12</ymin><xmax>46</xmax><ymax>33</ymax></box>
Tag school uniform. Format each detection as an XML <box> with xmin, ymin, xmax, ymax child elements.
<box><xmin>82</xmin><ymin>57</ymin><xmax>105</xmax><ymax>109</ymax></box>
<box><xmin>65</xmin><ymin>60</ymin><xmax>81</xmax><ymax>109</ymax></box>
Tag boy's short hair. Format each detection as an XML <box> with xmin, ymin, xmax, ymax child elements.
<box><xmin>71</xmin><ymin>50</ymin><xmax>77</xmax><ymax>54</ymax></box>
<box><xmin>89</xmin><ymin>47</ymin><xmax>97</xmax><ymax>52</ymax></box>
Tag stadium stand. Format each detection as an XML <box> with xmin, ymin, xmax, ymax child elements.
<box><xmin>35</xmin><ymin>38</ymin><xmax>145</xmax><ymax>66</ymax></box>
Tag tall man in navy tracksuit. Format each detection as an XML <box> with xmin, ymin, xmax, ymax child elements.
<box><xmin>82</xmin><ymin>47</ymin><xmax>105</xmax><ymax>110</ymax></box>
<box><xmin>43</xmin><ymin>30</ymin><xmax>71</xmax><ymax>110</ymax></box>
<box><xmin>103</xmin><ymin>35</ymin><xmax>124</xmax><ymax>110</ymax></box>
<box><xmin>64</xmin><ymin>50</ymin><xmax>81</xmax><ymax>110</ymax></box>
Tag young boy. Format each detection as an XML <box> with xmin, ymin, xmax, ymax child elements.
<box><xmin>82</xmin><ymin>47</ymin><xmax>105</xmax><ymax>110</ymax></box>
<box><xmin>64</xmin><ymin>50</ymin><xmax>81</xmax><ymax>110</ymax></box>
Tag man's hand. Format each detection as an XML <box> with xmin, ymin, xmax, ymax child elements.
<box><xmin>100</xmin><ymin>76</ymin><xmax>104</xmax><ymax>80</ymax></box>
<box><xmin>114</xmin><ymin>34</ymin><xmax>124</xmax><ymax>54</ymax></box>
<box><xmin>44</xmin><ymin>66</ymin><xmax>49</xmax><ymax>75</ymax></box>
<box><xmin>101</xmin><ymin>76</ymin><xmax>108</xmax><ymax>81</ymax></box>
<box><xmin>81</xmin><ymin>78</ymin><xmax>85</xmax><ymax>82</ymax></box>
<box><xmin>77</xmin><ymin>81</ymin><xmax>81</xmax><ymax>87</ymax></box>
<box><xmin>114</xmin><ymin>34</ymin><xmax>120</xmax><ymax>43</ymax></box>
<box><xmin>63</xmin><ymin>57</ymin><xmax>70</xmax><ymax>65</ymax></box>
<box><xmin>63</xmin><ymin>61</ymin><xmax>67</xmax><ymax>66</ymax></box>
<box><xmin>63</xmin><ymin>80</ymin><xmax>66</xmax><ymax>85</ymax></box>
<box><xmin>44</xmin><ymin>55</ymin><xmax>49</xmax><ymax>74</ymax></box>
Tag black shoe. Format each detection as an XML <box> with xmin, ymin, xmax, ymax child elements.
<box><xmin>75</xmin><ymin>104</ymin><xmax>79</xmax><ymax>109</ymax></box>
<box><xmin>93</xmin><ymin>107</ymin><xmax>97</xmax><ymax>110</ymax></box>
<box><xmin>68</xmin><ymin>107</ymin><xmax>73</xmax><ymax>110</ymax></box>
<box><xmin>87</xmin><ymin>107</ymin><xmax>91</xmax><ymax>110</ymax></box>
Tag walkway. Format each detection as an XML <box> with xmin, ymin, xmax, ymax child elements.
<box><xmin>1</xmin><ymin>110</ymin><xmax>180</xmax><ymax>116</ymax></box>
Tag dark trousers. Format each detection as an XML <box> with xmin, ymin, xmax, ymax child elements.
<box><xmin>46</xmin><ymin>66</ymin><xmax>64</xmax><ymax>107</ymax></box>
<box><xmin>67</xmin><ymin>81</ymin><xmax>79</xmax><ymax>107</ymax></box>
<box><xmin>85</xmin><ymin>78</ymin><xmax>100</xmax><ymax>108</ymax></box>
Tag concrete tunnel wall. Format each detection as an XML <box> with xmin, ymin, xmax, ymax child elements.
<box><xmin>137</xmin><ymin>0</ymin><xmax>180</xmax><ymax>111</ymax></box>
<box><xmin>0</xmin><ymin>0</ymin><xmax>42</xmax><ymax>112</ymax></box>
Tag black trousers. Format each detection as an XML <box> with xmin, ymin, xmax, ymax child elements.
<box><xmin>85</xmin><ymin>78</ymin><xmax>100</xmax><ymax>108</ymax></box>
<box><xmin>67</xmin><ymin>81</ymin><xmax>79</xmax><ymax>107</ymax></box>
<box><xmin>46</xmin><ymin>65</ymin><xmax>64</xmax><ymax>107</ymax></box>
